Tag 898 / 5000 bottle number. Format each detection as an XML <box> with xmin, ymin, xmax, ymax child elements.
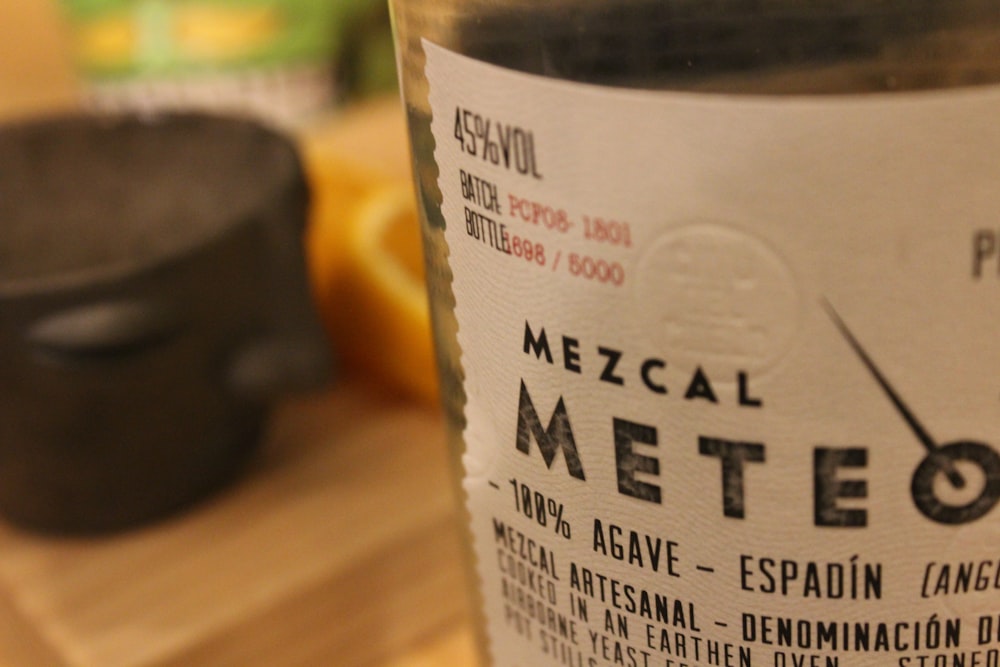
<box><xmin>464</xmin><ymin>208</ymin><xmax>625</xmax><ymax>286</ymax></box>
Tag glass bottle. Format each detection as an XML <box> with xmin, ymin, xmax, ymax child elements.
<box><xmin>391</xmin><ymin>2</ymin><xmax>1000</xmax><ymax>666</ymax></box>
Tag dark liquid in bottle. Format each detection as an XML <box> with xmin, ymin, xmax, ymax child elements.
<box><xmin>454</xmin><ymin>0</ymin><xmax>1000</xmax><ymax>94</ymax></box>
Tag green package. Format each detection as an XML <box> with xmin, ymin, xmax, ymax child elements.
<box><xmin>62</xmin><ymin>0</ymin><xmax>372</xmax><ymax>79</ymax></box>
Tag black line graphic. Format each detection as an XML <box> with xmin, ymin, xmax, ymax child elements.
<box><xmin>821</xmin><ymin>299</ymin><xmax>966</xmax><ymax>489</ymax></box>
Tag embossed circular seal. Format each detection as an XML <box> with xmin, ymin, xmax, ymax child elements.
<box><xmin>634</xmin><ymin>222</ymin><xmax>801</xmax><ymax>376</ymax></box>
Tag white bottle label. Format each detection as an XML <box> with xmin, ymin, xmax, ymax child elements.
<box><xmin>424</xmin><ymin>39</ymin><xmax>1000</xmax><ymax>667</ymax></box>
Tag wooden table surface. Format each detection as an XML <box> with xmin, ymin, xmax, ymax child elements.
<box><xmin>0</xmin><ymin>382</ymin><xmax>481</xmax><ymax>667</ymax></box>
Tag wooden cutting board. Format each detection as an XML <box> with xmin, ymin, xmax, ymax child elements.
<box><xmin>0</xmin><ymin>383</ymin><xmax>477</xmax><ymax>667</ymax></box>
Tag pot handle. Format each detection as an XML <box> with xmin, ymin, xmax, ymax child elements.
<box><xmin>227</xmin><ymin>335</ymin><xmax>332</xmax><ymax>400</ymax></box>
<box><xmin>26</xmin><ymin>300</ymin><xmax>179</xmax><ymax>363</ymax></box>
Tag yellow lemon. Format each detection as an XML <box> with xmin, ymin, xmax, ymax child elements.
<box><xmin>299</xmin><ymin>97</ymin><xmax>412</xmax><ymax>296</ymax></box>
<box><xmin>334</xmin><ymin>185</ymin><xmax>438</xmax><ymax>405</ymax></box>
<box><xmin>299</xmin><ymin>99</ymin><xmax>438</xmax><ymax>405</ymax></box>
<box><xmin>302</xmin><ymin>151</ymin><xmax>386</xmax><ymax>324</ymax></box>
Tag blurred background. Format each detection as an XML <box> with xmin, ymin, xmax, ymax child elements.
<box><xmin>0</xmin><ymin>0</ymin><xmax>398</xmax><ymax>120</ymax></box>
<box><xmin>0</xmin><ymin>0</ymin><xmax>436</xmax><ymax>408</ymax></box>
<box><xmin>0</xmin><ymin>4</ymin><xmax>468</xmax><ymax>666</ymax></box>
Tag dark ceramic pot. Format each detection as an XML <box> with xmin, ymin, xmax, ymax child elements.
<box><xmin>0</xmin><ymin>112</ymin><xmax>331</xmax><ymax>534</ymax></box>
